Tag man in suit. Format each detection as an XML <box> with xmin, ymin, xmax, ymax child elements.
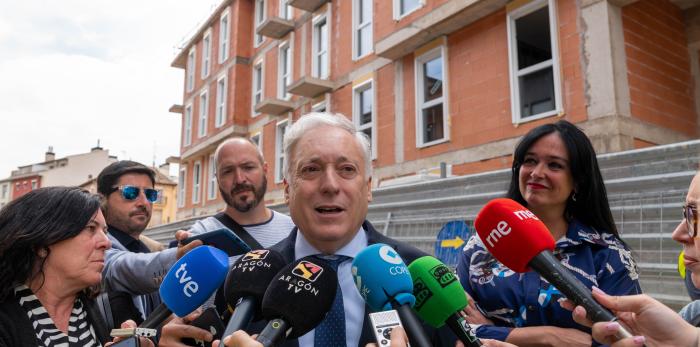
<box><xmin>265</xmin><ymin>112</ymin><xmax>452</xmax><ymax>347</ymax></box>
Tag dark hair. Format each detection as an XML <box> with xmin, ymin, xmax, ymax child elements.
<box><xmin>97</xmin><ymin>160</ymin><xmax>155</xmax><ymax>196</ymax></box>
<box><xmin>0</xmin><ymin>187</ymin><xmax>101</xmax><ymax>300</ymax></box>
<box><xmin>506</xmin><ymin>120</ymin><xmax>619</xmax><ymax>239</ymax></box>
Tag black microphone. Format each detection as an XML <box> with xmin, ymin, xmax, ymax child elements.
<box><xmin>221</xmin><ymin>249</ymin><xmax>287</xmax><ymax>338</ymax></box>
<box><xmin>256</xmin><ymin>256</ymin><xmax>338</xmax><ymax>347</ymax></box>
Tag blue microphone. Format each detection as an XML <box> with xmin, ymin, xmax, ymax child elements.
<box><xmin>352</xmin><ymin>244</ymin><xmax>432</xmax><ymax>347</ymax></box>
<box><xmin>140</xmin><ymin>246</ymin><xmax>229</xmax><ymax>328</ymax></box>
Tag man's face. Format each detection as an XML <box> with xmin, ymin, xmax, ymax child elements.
<box><xmin>104</xmin><ymin>173</ymin><xmax>153</xmax><ymax>236</ymax></box>
<box><xmin>673</xmin><ymin>173</ymin><xmax>700</xmax><ymax>287</ymax></box>
<box><xmin>217</xmin><ymin>140</ymin><xmax>268</xmax><ymax>213</ymax></box>
<box><xmin>285</xmin><ymin>126</ymin><xmax>372</xmax><ymax>254</ymax></box>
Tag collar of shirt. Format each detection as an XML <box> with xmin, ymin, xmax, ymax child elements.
<box><xmin>108</xmin><ymin>226</ymin><xmax>150</xmax><ymax>253</ymax></box>
<box><xmin>294</xmin><ymin>225</ymin><xmax>369</xmax><ymax>347</ymax></box>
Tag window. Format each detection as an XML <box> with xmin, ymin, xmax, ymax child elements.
<box><xmin>154</xmin><ymin>189</ymin><xmax>164</xmax><ymax>204</ymax></box>
<box><xmin>184</xmin><ymin>104</ymin><xmax>193</xmax><ymax>146</ymax></box>
<box><xmin>312</xmin><ymin>15</ymin><xmax>329</xmax><ymax>79</ymax></box>
<box><xmin>395</xmin><ymin>0</ymin><xmax>421</xmax><ymax>19</ymax></box>
<box><xmin>202</xmin><ymin>31</ymin><xmax>212</xmax><ymax>78</ymax></box>
<box><xmin>207</xmin><ymin>154</ymin><xmax>217</xmax><ymax>200</ymax></box>
<box><xmin>252</xmin><ymin>61</ymin><xmax>264</xmax><ymax>115</ymax></box>
<box><xmin>219</xmin><ymin>11</ymin><xmax>230</xmax><ymax>63</ymax></box>
<box><xmin>186</xmin><ymin>47</ymin><xmax>196</xmax><ymax>92</ymax></box>
<box><xmin>353</xmin><ymin>80</ymin><xmax>375</xmax><ymax>158</ymax></box>
<box><xmin>178</xmin><ymin>168</ymin><xmax>186</xmax><ymax>208</ymax></box>
<box><xmin>275</xmin><ymin>121</ymin><xmax>288</xmax><ymax>182</ymax></box>
<box><xmin>199</xmin><ymin>90</ymin><xmax>208</xmax><ymax>137</ymax></box>
<box><xmin>255</xmin><ymin>0</ymin><xmax>266</xmax><ymax>46</ymax></box>
<box><xmin>312</xmin><ymin>101</ymin><xmax>327</xmax><ymax>112</ymax></box>
<box><xmin>216</xmin><ymin>75</ymin><xmax>227</xmax><ymax>127</ymax></box>
<box><xmin>31</xmin><ymin>180</ymin><xmax>37</xmax><ymax>190</ymax></box>
<box><xmin>354</xmin><ymin>0</ymin><xmax>372</xmax><ymax>59</ymax></box>
<box><xmin>250</xmin><ymin>133</ymin><xmax>261</xmax><ymax>149</ymax></box>
<box><xmin>1</xmin><ymin>184</ymin><xmax>6</xmax><ymax>199</ymax></box>
<box><xmin>278</xmin><ymin>42</ymin><xmax>292</xmax><ymax>100</ymax></box>
<box><xmin>507</xmin><ymin>0</ymin><xmax>562</xmax><ymax>122</ymax></box>
<box><xmin>279</xmin><ymin>0</ymin><xmax>291</xmax><ymax>20</ymax></box>
<box><xmin>192</xmin><ymin>162</ymin><xmax>202</xmax><ymax>203</ymax></box>
<box><xmin>415</xmin><ymin>46</ymin><xmax>448</xmax><ymax>146</ymax></box>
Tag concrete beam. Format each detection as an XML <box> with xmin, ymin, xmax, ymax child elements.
<box><xmin>180</xmin><ymin>125</ymin><xmax>247</xmax><ymax>161</ymax></box>
<box><xmin>375</xmin><ymin>0</ymin><xmax>508</xmax><ymax>60</ymax></box>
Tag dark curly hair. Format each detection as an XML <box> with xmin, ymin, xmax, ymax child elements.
<box><xmin>0</xmin><ymin>186</ymin><xmax>101</xmax><ymax>301</ymax></box>
<box><xmin>505</xmin><ymin>120</ymin><xmax>620</xmax><ymax>240</ymax></box>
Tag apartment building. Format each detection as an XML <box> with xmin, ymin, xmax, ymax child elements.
<box><xmin>3</xmin><ymin>146</ymin><xmax>117</xmax><ymax>200</ymax></box>
<box><xmin>171</xmin><ymin>0</ymin><xmax>700</xmax><ymax>220</ymax></box>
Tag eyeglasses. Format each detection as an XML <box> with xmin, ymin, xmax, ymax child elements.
<box><xmin>112</xmin><ymin>185</ymin><xmax>159</xmax><ymax>203</ymax></box>
<box><xmin>684</xmin><ymin>204</ymin><xmax>698</xmax><ymax>238</ymax></box>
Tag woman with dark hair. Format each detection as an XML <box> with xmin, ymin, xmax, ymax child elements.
<box><xmin>0</xmin><ymin>187</ymin><xmax>151</xmax><ymax>347</ymax></box>
<box><xmin>456</xmin><ymin>120</ymin><xmax>641</xmax><ymax>347</ymax></box>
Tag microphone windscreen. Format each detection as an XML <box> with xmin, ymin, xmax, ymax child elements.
<box><xmin>224</xmin><ymin>249</ymin><xmax>287</xmax><ymax>306</ymax></box>
<box><xmin>408</xmin><ymin>256</ymin><xmax>467</xmax><ymax>328</ymax></box>
<box><xmin>159</xmin><ymin>246</ymin><xmax>229</xmax><ymax>317</ymax></box>
<box><xmin>261</xmin><ymin>256</ymin><xmax>338</xmax><ymax>338</ymax></box>
<box><xmin>474</xmin><ymin>198</ymin><xmax>555</xmax><ymax>273</ymax></box>
<box><xmin>351</xmin><ymin>243</ymin><xmax>415</xmax><ymax>311</ymax></box>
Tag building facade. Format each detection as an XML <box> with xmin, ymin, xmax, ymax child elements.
<box><xmin>2</xmin><ymin>146</ymin><xmax>117</xmax><ymax>200</ymax></box>
<box><xmin>171</xmin><ymin>0</ymin><xmax>700</xmax><ymax>220</ymax></box>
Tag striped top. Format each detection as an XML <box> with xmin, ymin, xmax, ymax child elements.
<box><xmin>14</xmin><ymin>285</ymin><xmax>101</xmax><ymax>347</ymax></box>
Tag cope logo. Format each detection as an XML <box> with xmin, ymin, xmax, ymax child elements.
<box><xmin>379</xmin><ymin>246</ymin><xmax>403</xmax><ymax>265</ymax></box>
<box><xmin>413</xmin><ymin>278</ymin><xmax>433</xmax><ymax>311</ymax></box>
<box><xmin>430</xmin><ymin>264</ymin><xmax>457</xmax><ymax>288</ymax></box>
<box><xmin>242</xmin><ymin>250</ymin><xmax>269</xmax><ymax>261</ymax></box>
<box><xmin>291</xmin><ymin>260</ymin><xmax>324</xmax><ymax>282</ymax></box>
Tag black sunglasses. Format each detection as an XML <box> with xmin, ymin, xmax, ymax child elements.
<box><xmin>683</xmin><ymin>204</ymin><xmax>698</xmax><ymax>238</ymax></box>
<box><xmin>112</xmin><ymin>185</ymin><xmax>159</xmax><ymax>203</ymax></box>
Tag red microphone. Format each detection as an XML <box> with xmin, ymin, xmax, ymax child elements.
<box><xmin>474</xmin><ymin>198</ymin><xmax>633</xmax><ymax>339</ymax></box>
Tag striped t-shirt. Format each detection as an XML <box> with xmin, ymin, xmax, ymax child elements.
<box><xmin>15</xmin><ymin>285</ymin><xmax>100</xmax><ymax>347</ymax></box>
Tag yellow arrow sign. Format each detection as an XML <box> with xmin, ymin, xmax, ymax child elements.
<box><xmin>440</xmin><ymin>236</ymin><xmax>465</xmax><ymax>249</ymax></box>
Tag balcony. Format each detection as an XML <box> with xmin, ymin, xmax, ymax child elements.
<box><xmin>255</xmin><ymin>98</ymin><xmax>294</xmax><ymax>115</ymax></box>
<box><xmin>256</xmin><ymin>17</ymin><xmax>295</xmax><ymax>39</ymax></box>
<box><xmin>288</xmin><ymin>0</ymin><xmax>329</xmax><ymax>12</ymax></box>
<box><xmin>287</xmin><ymin>76</ymin><xmax>334</xmax><ymax>98</ymax></box>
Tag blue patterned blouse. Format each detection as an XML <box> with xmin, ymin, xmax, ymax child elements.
<box><xmin>456</xmin><ymin>219</ymin><xmax>642</xmax><ymax>342</ymax></box>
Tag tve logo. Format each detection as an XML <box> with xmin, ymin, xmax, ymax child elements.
<box><xmin>175</xmin><ymin>263</ymin><xmax>199</xmax><ymax>298</ymax></box>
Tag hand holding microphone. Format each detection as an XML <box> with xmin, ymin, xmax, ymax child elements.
<box><xmin>474</xmin><ymin>198</ymin><xmax>634</xmax><ymax>340</ymax></box>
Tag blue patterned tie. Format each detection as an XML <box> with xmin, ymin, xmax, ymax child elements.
<box><xmin>314</xmin><ymin>255</ymin><xmax>350</xmax><ymax>347</ymax></box>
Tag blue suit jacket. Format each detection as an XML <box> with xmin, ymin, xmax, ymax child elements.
<box><xmin>250</xmin><ymin>220</ymin><xmax>456</xmax><ymax>347</ymax></box>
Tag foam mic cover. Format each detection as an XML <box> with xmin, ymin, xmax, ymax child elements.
<box><xmin>474</xmin><ymin>198</ymin><xmax>554</xmax><ymax>273</ymax></box>
<box><xmin>474</xmin><ymin>198</ymin><xmax>634</xmax><ymax>340</ymax></box>
<box><xmin>409</xmin><ymin>256</ymin><xmax>482</xmax><ymax>347</ymax></box>
<box><xmin>222</xmin><ymin>249</ymin><xmax>287</xmax><ymax>336</ymax></box>
<box><xmin>141</xmin><ymin>246</ymin><xmax>229</xmax><ymax>328</ymax></box>
<box><xmin>351</xmin><ymin>243</ymin><xmax>415</xmax><ymax>311</ymax></box>
<box><xmin>258</xmin><ymin>256</ymin><xmax>338</xmax><ymax>344</ymax></box>
<box><xmin>352</xmin><ymin>244</ymin><xmax>432</xmax><ymax>347</ymax></box>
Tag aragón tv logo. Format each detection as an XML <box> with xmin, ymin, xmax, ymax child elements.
<box><xmin>291</xmin><ymin>260</ymin><xmax>324</xmax><ymax>282</ymax></box>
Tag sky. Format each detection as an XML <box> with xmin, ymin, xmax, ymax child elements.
<box><xmin>0</xmin><ymin>0</ymin><xmax>221</xmax><ymax>178</ymax></box>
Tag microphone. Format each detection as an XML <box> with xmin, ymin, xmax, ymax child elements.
<box><xmin>139</xmin><ymin>246</ymin><xmax>229</xmax><ymax>329</ymax></box>
<box><xmin>408</xmin><ymin>256</ymin><xmax>482</xmax><ymax>347</ymax></box>
<box><xmin>352</xmin><ymin>243</ymin><xmax>433</xmax><ymax>347</ymax></box>
<box><xmin>256</xmin><ymin>256</ymin><xmax>338</xmax><ymax>347</ymax></box>
<box><xmin>221</xmin><ymin>249</ymin><xmax>287</xmax><ymax>338</ymax></box>
<box><xmin>474</xmin><ymin>198</ymin><xmax>634</xmax><ymax>339</ymax></box>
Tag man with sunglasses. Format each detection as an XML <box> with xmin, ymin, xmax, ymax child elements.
<box><xmin>98</xmin><ymin>160</ymin><xmax>200</xmax><ymax>326</ymax></box>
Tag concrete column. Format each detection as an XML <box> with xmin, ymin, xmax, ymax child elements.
<box><xmin>580</xmin><ymin>0</ymin><xmax>631</xmax><ymax>119</ymax></box>
<box><xmin>394</xmin><ymin>60</ymin><xmax>404</xmax><ymax>164</ymax></box>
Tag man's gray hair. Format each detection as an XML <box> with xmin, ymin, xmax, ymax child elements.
<box><xmin>283</xmin><ymin>112</ymin><xmax>372</xmax><ymax>181</ymax></box>
<box><xmin>213</xmin><ymin>137</ymin><xmax>264</xmax><ymax>173</ymax></box>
